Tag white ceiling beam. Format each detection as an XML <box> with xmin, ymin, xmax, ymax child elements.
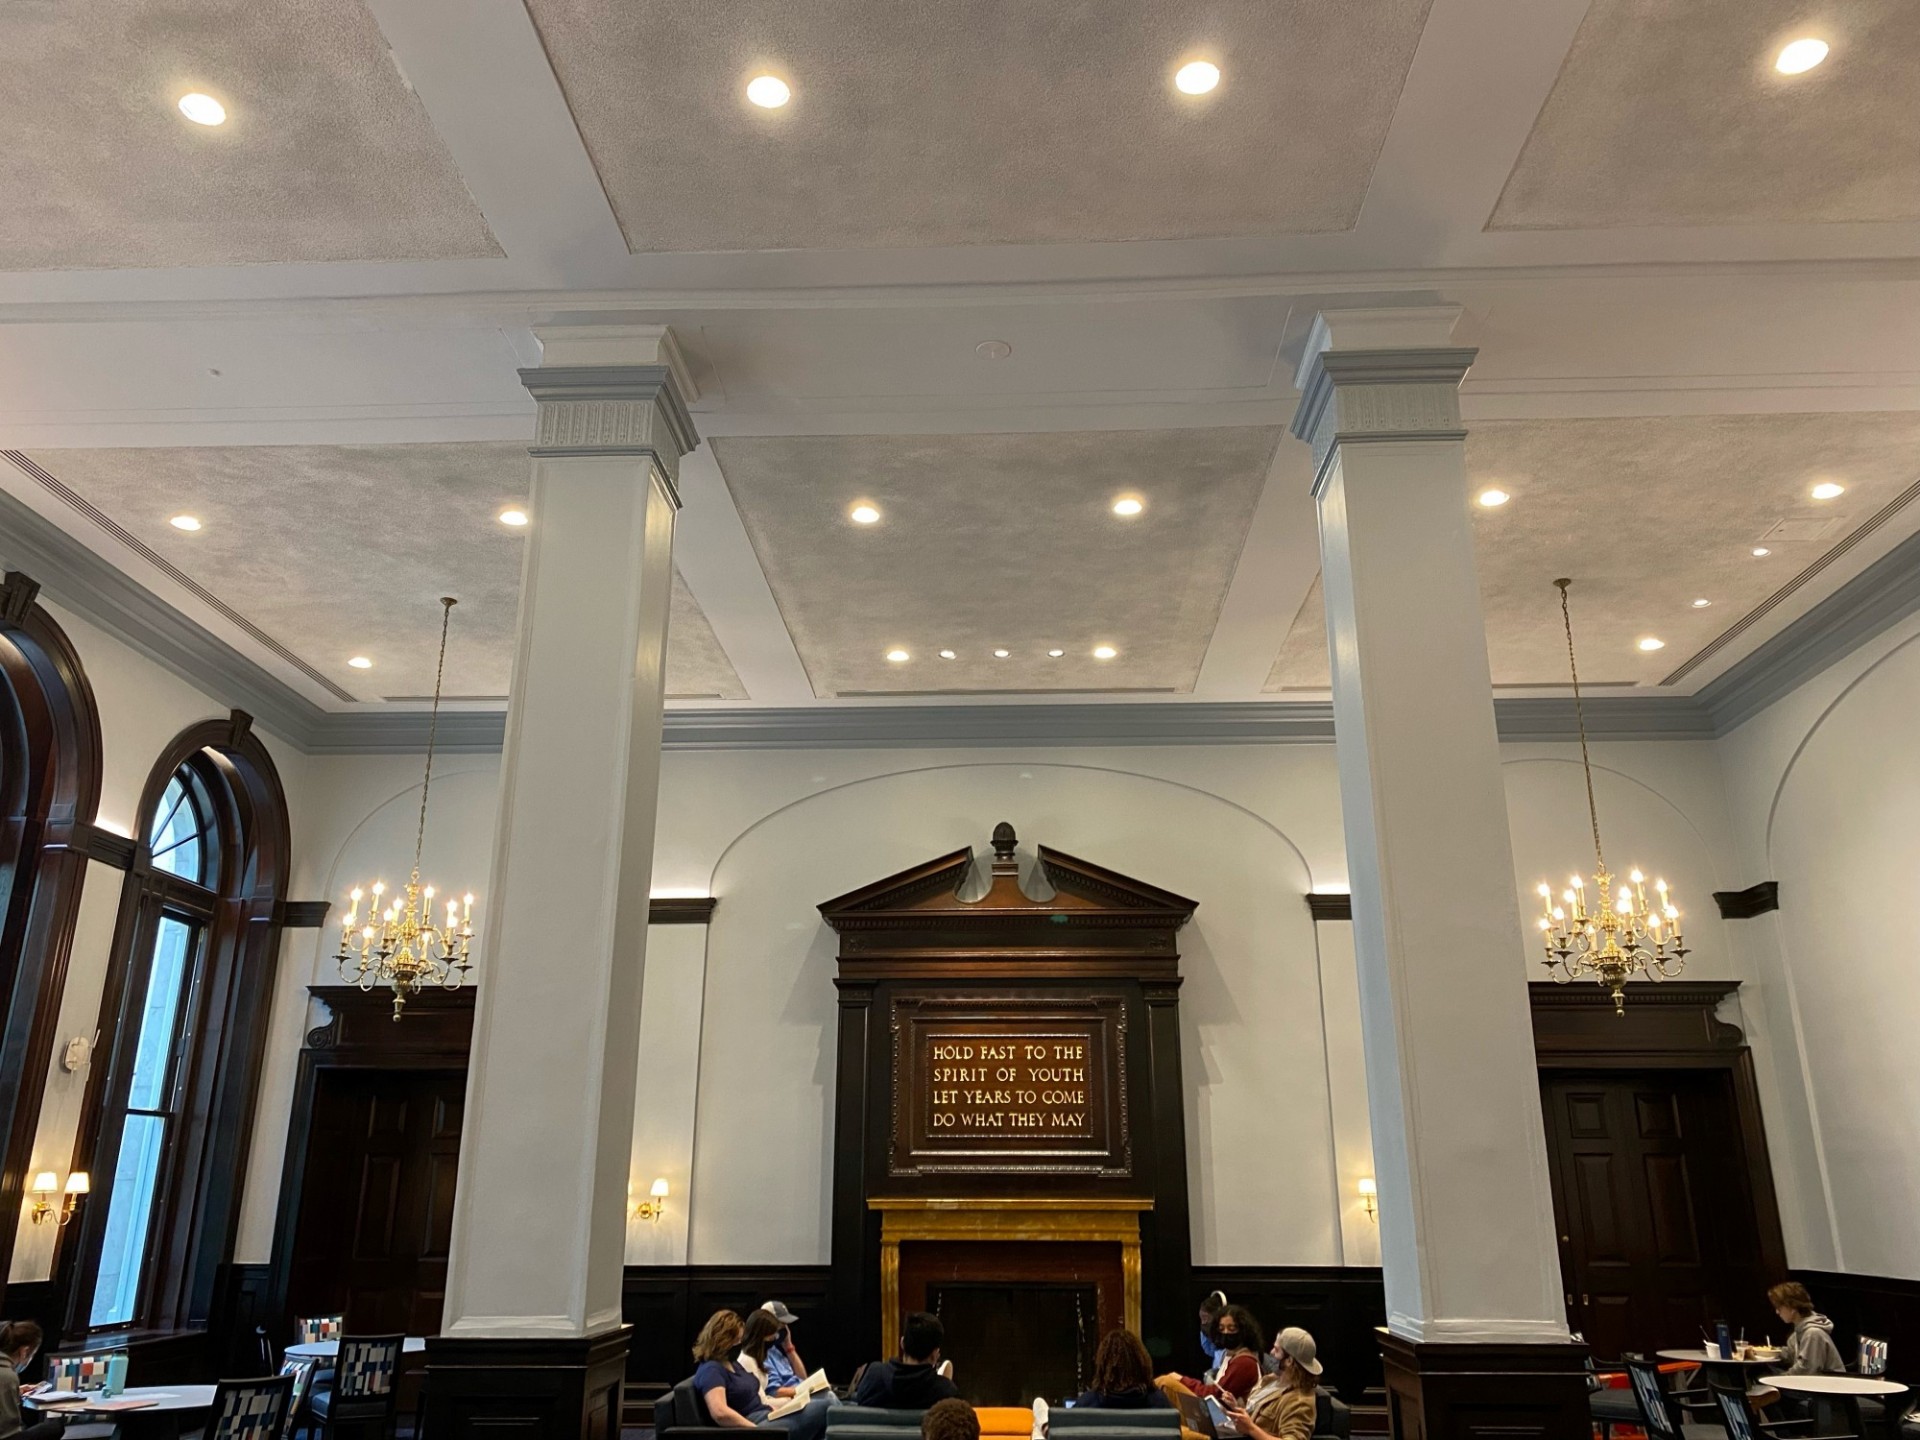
<box><xmin>1192</xmin><ymin>435</ymin><xmax>1322</xmax><ymax>698</ymax></box>
<box><xmin>358</xmin><ymin>0</ymin><xmax>631</xmax><ymax>285</ymax></box>
<box><xmin>671</xmin><ymin>446</ymin><xmax>815</xmax><ymax>704</ymax></box>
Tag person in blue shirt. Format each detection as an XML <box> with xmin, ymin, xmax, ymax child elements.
<box><xmin>691</xmin><ymin>1310</ymin><xmax>829</xmax><ymax>1440</ymax></box>
<box><xmin>1197</xmin><ymin>1291</ymin><xmax>1230</xmax><ymax>1376</ymax></box>
<box><xmin>759</xmin><ymin>1301</ymin><xmax>808</xmax><ymax>1396</ymax></box>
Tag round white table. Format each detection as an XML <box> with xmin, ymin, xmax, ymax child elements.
<box><xmin>28</xmin><ymin>1385</ymin><xmax>217</xmax><ymax>1440</ymax></box>
<box><xmin>285</xmin><ymin>1336</ymin><xmax>427</xmax><ymax>1358</ymax></box>
<box><xmin>1769</xmin><ymin>1374</ymin><xmax>1908</xmax><ymax>1435</ymax></box>
<box><xmin>1657</xmin><ymin>1349</ymin><xmax>1784</xmax><ymax>1367</ymax></box>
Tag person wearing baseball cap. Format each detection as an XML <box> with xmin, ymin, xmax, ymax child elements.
<box><xmin>1229</xmin><ymin>1328</ymin><xmax>1324</xmax><ymax>1440</ymax></box>
<box><xmin>758</xmin><ymin>1301</ymin><xmax>809</xmax><ymax>1397</ymax></box>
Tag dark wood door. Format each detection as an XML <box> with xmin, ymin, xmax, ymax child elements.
<box><xmin>1540</xmin><ymin>1069</ymin><xmax>1774</xmax><ymax>1361</ymax></box>
<box><xmin>288</xmin><ymin>1068</ymin><xmax>464</xmax><ymax>1335</ymax></box>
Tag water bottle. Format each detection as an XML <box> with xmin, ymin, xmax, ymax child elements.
<box><xmin>103</xmin><ymin>1353</ymin><xmax>128</xmax><ymax>1398</ymax></box>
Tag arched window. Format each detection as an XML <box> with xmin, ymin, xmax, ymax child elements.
<box><xmin>0</xmin><ymin>571</ymin><xmax>102</xmax><ymax>1292</ymax></box>
<box><xmin>68</xmin><ymin>713</ymin><xmax>288</xmax><ymax>1337</ymax></box>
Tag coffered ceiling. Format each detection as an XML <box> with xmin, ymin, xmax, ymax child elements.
<box><xmin>1</xmin><ymin>0</ymin><xmax>1918</xmax><ymax>744</ymax></box>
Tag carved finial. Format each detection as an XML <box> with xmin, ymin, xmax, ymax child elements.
<box><xmin>991</xmin><ymin>822</ymin><xmax>1017</xmax><ymax>862</ymax></box>
<box><xmin>0</xmin><ymin>571</ymin><xmax>41</xmax><ymax>626</ymax></box>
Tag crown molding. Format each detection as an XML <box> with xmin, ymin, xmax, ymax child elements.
<box><xmin>1712</xmin><ymin>882</ymin><xmax>1780</xmax><ymax>920</ymax></box>
<box><xmin>6</xmin><ymin>471</ymin><xmax>1917</xmax><ymax>755</ymax></box>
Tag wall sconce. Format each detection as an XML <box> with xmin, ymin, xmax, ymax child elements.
<box><xmin>30</xmin><ymin>1171</ymin><xmax>88</xmax><ymax>1226</ymax></box>
<box><xmin>1357</xmin><ymin>1176</ymin><xmax>1377</xmax><ymax>1223</ymax></box>
<box><xmin>633</xmin><ymin>1177</ymin><xmax>669</xmax><ymax>1223</ymax></box>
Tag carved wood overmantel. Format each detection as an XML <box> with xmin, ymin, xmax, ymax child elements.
<box><xmin>820</xmin><ymin>823</ymin><xmax>1196</xmax><ymax>1373</ymax></box>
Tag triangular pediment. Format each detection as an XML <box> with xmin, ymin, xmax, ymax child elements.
<box><xmin>818</xmin><ymin>823</ymin><xmax>1196</xmax><ymax>931</ymax></box>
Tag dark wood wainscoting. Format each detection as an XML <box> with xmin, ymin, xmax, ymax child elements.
<box><xmin>622</xmin><ymin>1265</ymin><xmax>833</xmax><ymax>1400</ymax></box>
<box><xmin>1793</xmin><ymin>1271</ymin><xmax>1920</xmax><ymax>1386</ymax></box>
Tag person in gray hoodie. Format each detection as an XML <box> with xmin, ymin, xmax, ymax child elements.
<box><xmin>1768</xmin><ymin>1282</ymin><xmax>1846</xmax><ymax>1375</ymax></box>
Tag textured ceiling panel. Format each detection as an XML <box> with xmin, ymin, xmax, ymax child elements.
<box><xmin>523</xmin><ymin>0</ymin><xmax>1432</xmax><ymax>252</ymax></box>
<box><xmin>714</xmin><ymin>428</ymin><xmax>1279</xmax><ymax>698</ymax></box>
<box><xmin>1268</xmin><ymin>413</ymin><xmax>1920</xmax><ymax>690</ymax></box>
<box><xmin>1491</xmin><ymin>1</ymin><xmax>1920</xmax><ymax>230</ymax></box>
<box><xmin>0</xmin><ymin>0</ymin><xmax>500</xmax><ymax>270</ymax></box>
<box><xmin>17</xmin><ymin>445</ymin><xmax>743</xmax><ymax>701</ymax></box>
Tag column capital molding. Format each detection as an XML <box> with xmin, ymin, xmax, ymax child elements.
<box><xmin>517</xmin><ymin>362</ymin><xmax>700</xmax><ymax>500</ymax></box>
<box><xmin>1291</xmin><ymin>346</ymin><xmax>1478</xmax><ymax>486</ymax></box>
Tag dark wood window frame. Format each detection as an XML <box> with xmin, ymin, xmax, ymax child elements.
<box><xmin>54</xmin><ymin>711</ymin><xmax>290</xmax><ymax>1352</ymax></box>
<box><xmin>0</xmin><ymin>571</ymin><xmax>103</xmax><ymax>1300</ymax></box>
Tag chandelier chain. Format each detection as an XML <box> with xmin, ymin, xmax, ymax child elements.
<box><xmin>412</xmin><ymin>596</ymin><xmax>455</xmax><ymax>875</ymax></box>
<box><xmin>1555</xmin><ymin>578</ymin><xmax>1605</xmax><ymax>874</ymax></box>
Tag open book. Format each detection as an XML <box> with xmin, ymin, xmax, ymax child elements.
<box><xmin>767</xmin><ymin>1370</ymin><xmax>831</xmax><ymax>1419</ymax></box>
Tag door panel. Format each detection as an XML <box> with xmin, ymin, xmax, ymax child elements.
<box><xmin>289</xmin><ymin>1068</ymin><xmax>467</xmax><ymax>1335</ymax></box>
<box><xmin>1541</xmin><ymin>1069</ymin><xmax>1769</xmax><ymax>1357</ymax></box>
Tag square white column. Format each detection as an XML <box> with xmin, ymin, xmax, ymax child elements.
<box><xmin>441</xmin><ymin>326</ymin><xmax>698</xmax><ymax>1339</ymax></box>
<box><xmin>1292</xmin><ymin>308</ymin><xmax>1568</xmax><ymax>1345</ymax></box>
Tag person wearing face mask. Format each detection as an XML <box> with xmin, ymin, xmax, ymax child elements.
<box><xmin>1226</xmin><ymin>1328</ymin><xmax>1325</xmax><ymax>1440</ymax></box>
<box><xmin>758</xmin><ymin>1302</ymin><xmax>809</xmax><ymax>1397</ymax></box>
<box><xmin>691</xmin><ymin>1310</ymin><xmax>830</xmax><ymax>1440</ymax></box>
<box><xmin>1196</xmin><ymin>1292</ymin><xmax>1230</xmax><ymax>1380</ymax></box>
<box><xmin>1158</xmin><ymin>1305</ymin><xmax>1264</xmax><ymax>1405</ymax></box>
<box><xmin>1</xmin><ymin>1321</ymin><xmax>65</xmax><ymax>1440</ymax></box>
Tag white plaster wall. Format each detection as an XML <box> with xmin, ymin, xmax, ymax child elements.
<box><xmin>9</xmin><ymin>601</ymin><xmax>308</xmax><ymax>1283</ymax></box>
<box><xmin>1717</xmin><ymin>609</ymin><xmax>1920</xmax><ymax>1282</ymax></box>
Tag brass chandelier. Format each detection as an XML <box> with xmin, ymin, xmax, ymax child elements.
<box><xmin>336</xmin><ymin>596</ymin><xmax>477</xmax><ymax>1020</ymax></box>
<box><xmin>1534</xmin><ymin>579</ymin><xmax>1688</xmax><ymax>1014</ymax></box>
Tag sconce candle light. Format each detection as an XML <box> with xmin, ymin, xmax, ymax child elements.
<box><xmin>634</xmin><ymin>1177</ymin><xmax>669</xmax><ymax>1223</ymax></box>
<box><xmin>1358</xmin><ymin>1176</ymin><xmax>1377</xmax><ymax>1223</ymax></box>
<box><xmin>30</xmin><ymin>1170</ymin><xmax>88</xmax><ymax>1225</ymax></box>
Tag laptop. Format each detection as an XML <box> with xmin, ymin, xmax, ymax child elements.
<box><xmin>1173</xmin><ymin>1390</ymin><xmax>1242</xmax><ymax>1439</ymax></box>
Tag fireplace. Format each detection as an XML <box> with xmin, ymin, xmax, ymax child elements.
<box><xmin>871</xmin><ymin>1197</ymin><xmax>1149</xmax><ymax>1401</ymax></box>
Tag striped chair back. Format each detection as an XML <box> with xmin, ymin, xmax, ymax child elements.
<box><xmin>46</xmin><ymin>1354</ymin><xmax>115</xmax><ymax>1392</ymax></box>
<box><xmin>296</xmin><ymin>1315</ymin><xmax>344</xmax><ymax>1345</ymax></box>
<box><xmin>279</xmin><ymin>1355</ymin><xmax>317</xmax><ymax>1412</ymax></box>
<box><xmin>337</xmin><ymin>1335</ymin><xmax>403</xmax><ymax>1399</ymax></box>
<box><xmin>208</xmin><ymin>1373</ymin><xmax>296</xmax><ymax>1440</ymax></box>
<box><xmin>1860</xmin><ymin>1337</ymin><xmax>1890</xmax><ymax>1377</ymax></box>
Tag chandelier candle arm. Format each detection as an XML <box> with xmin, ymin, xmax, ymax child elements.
<box><xmin>335</xmin><ymin>597</ymin><xmax>479</xmax><ymax>1020</ymax></box>
<box><xmin>1533</xmin><ymin>580</ymin><xmax>1688</xmax><ymax>1014</ymax></box>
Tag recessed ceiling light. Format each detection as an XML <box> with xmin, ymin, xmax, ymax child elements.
<box><xmin>938</xmin><ymin>649</ymin><xmax>957</xmax><ymax>660</ymax></box>
<box><xmin>168</xmin><ymin>514</ymin><xmax>202</xmax><ymax>532</ymax></box>
<box><xmin>746</xmin><ymin>75</ymin><xmax>791</xmax><ymax>108</ymax></box>
<box><xmin>1637</xmin><ymin>637</ymin><xmax>1666</xmax><ymax>653</ymax></box>
<box><xmin>1775</xmin><ymin>37</ymin><xmax>1829</xmax><ymax>75</ymax></box>
<box><xmin>1810</xmin><ymin>481</ymin><xmax>1845</xmax><ymax>500</ymax></box>
<box><xmin>348</xmin><ymin>656</ymin><xmax>373</xmax><ymax>669</ymax></box>
<box><xmin>1692</xmin><ymin>598</ymin><xmax>1712</xmax><ymax>609</ymax></box>
<box><xmin>1477</xmin><ymin>488</ymin><xmax>1511</xmax><ymax>508</ymax></box>
<box><xmin>1047</xmin><ymin>649</ymin><xmax>1065</xmax><ymax>658</ymax></box>
<box><xmin>498</xmin><ymin>507</ymin><xmax>529</xmax><ymax>527</ymax></box>
<box><xmin>1174</xmin><ymin>60</ymin><xmax>1220</xmax><ymax>95</ymax></box>
<box><xmin>177</xmin><ymin>92</ymin><xmax>227</xmax><ymax>126</ymax></box>
<box><xmin>886</xmin><ymin>649</ymin><xmax>910</xmax><ymax>663</ymax></box>
<box><xmin>993</xmin><ymin>648</ymin><xmax>1011</xmax><ymax>659</ymax></box>
<box><xmin>1112</xmin><ymin>496</ymin><xmax>1144</xmax><ymax>517</ymax></box>
<box><xmin>850</xmin><ymin>503</ymin><xmax>881</xmax><ymax>525</ymax></box>
<box><xmin>1752</xmin><ymin>547</ymin><xmax>1772</xmax><ymax>557</ymax></box>
<box><xmin>1092</xmin><ymin>645</ymin><xmax>1118</xmax><ymax>660</ymax></box>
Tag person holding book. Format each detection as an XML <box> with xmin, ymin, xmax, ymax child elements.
<box><xmin>759</xmin><ymin>1301</ymin><xmax>809</xmax><ymax>1397</ymax></box>
<box><xmin>692</xmin><ymin>1310</ymin><xmax>830</xmax><ymax>1440</ymax></box>
<box><xmin>853</xmin><ymin>1313</ymin><xmax>960</xmax><ymax>1409</ymax></box>
<box><xmin>0</xmin><ymin>1321</ymin><xmax>65</xmax><ymax>1440</ymax></box>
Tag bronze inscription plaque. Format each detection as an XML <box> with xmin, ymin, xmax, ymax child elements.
<box><xmin>889</xmin><ymin>994</ymin><xmax>1129</xmax><ymax>1176</ymax></box>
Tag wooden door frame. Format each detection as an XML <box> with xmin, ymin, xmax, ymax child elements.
<box><xmin>265</xmin><ymin>986</ymin><xmax>474</xmax><ymax>1333</ymax></box>
<box><xmin>1529</xmin><ymin>981</ymin><xmax>1790</xmax><ymax>1296</ymax></box>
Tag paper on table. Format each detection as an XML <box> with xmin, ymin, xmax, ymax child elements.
<box><xmin>86</xmin><ymin>1398</ymin><xmax>159</xmax><ymax>1412</ymax></box>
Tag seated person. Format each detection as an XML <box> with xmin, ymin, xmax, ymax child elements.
<box><xmin>923</xmin><ymin>1398</ymin><xmax>980</xmax><ymax>1440</ymax></box>
<box><xmin>854</xmin><ymin>1313</ymin><xmax>960</xmax><ymax>1409</ymax></box>
<box><xmin>693</xmin><ymin>1310</ymin><xmax>830</xmax><ymax>1440</ymax></box>
<box><xmin>1</xmin><ymin>1321</ymin><xmax>66</xmax><ymax>1440</ymax></box>
<box><xmin>1196</xmin><ymin>1292</ymin><xmax>1230</xmax><ymax>1381</ymax></box>
<box><xmin>1073</xmin><ymin>1331</ymin><xmax>1170</xmax><ymax>1410</ymax></box>
<box><xmin>1227</xmin><ymin>1328</ymin><xmax>1323</xmax><ymax>1440</ymax></box>
<box><xmin>759</xmin><ymin>1302</ymin><xmax>809</xmax><ymax>1398</ymax></box>
<box><xmin>739</xmin><ymin>1308</ymin><xmax>785</xmax><ymax>1404</ymax></box>
<box><xmin>1157</xmin><ymin>1306</ymin><xmax>1264</xmax><ymax>1404</ymax></box>
<box><xmin>1768</xmin><ymin>1283</ymin><xmax>1845</xmax><ymax>1375</ymax></box>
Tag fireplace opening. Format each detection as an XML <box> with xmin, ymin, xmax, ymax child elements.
<box><xmin>929</xmin><ymin>1281</ymin><xmax>1100</xmax><ymax>1406</ymax></box>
